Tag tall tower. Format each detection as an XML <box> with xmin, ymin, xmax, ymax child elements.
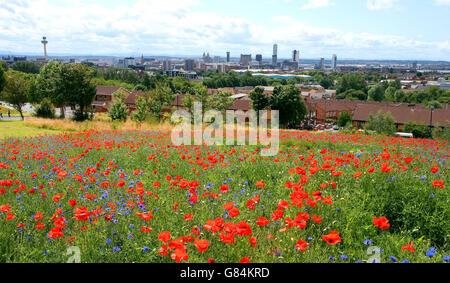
<box><xmin>41</xmin><ymin>36</ymin><xmax>48</xmax><ymax>61</ymax></box>
<box><xmin>332</xmin><ymin>54</ymin><xmax>337</xmax><ymax>70</ymax></box>
<box><xmin>272</xmin><ymin>44</ymin><xmax>278</xmax><ymax>66</ymax></box>
<box><xmin>226</xmin><ymin>52</ymin><xmax>230</xmax><ymax>63</ymax></box>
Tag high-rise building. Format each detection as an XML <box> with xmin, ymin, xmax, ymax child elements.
<box><xmin>185</xmin><ymin>59</ymin><xmax>195</xmax><ymax>71</ymax></box>
<box><xmin>292</xmin><ymin>50</ymin><xmax>299</xmax><ymax>62</ymax></box>
<box><xmin>240</xmin><ymin>54</ymin><xmax>252</xmax><ymax>66</ymax></box>
<box><xmin>272</xmin><ymin>44</ymin><xmax>278</xmax><ymax>66</ymax></box>
<box><xmin>226</xmin><ymin>52</ymin><xmax>230</xmax><ymax>63</ymax></box>
<box><xmin>162</xmin><ymin>60</ymin><xmax>171</xmax><ymax>71</ymax></box>
<box><xmin>331</xmin><ymin>54</ymin><xmax>337</xmax><ymax>70</ymax></box>
<box><xmin>320</xmin><ymin>58</ymin><xmax>325</xmax><ymax>70</ymax></box>
<box><xmin>124</xmin><ymin>57</ymin><xmax>136</xmax><ymax>68</ymax></box>
<box><xmin>255</xmin><ymin>54</ymin><xmax>263</xmax><ymax>64</ymax></box>
<box><xmin>214</xmin><ymin>56</ymin><xmax>221</xmax><ymax>63</ymax></box>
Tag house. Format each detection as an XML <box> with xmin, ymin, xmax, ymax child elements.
<box><xmin>92</xmin><ymin>86</ymin><xmax>131</xmax><ymax>113</ymax></box>
<box><xmin>352</xmin><ymin>103</ymin><xmax>450</xmax><ymax>130</ymax></box>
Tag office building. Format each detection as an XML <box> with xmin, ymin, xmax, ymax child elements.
<box><xmin>185</xmin><ymin>59</ymin><xmax>195</xmax><ymax>71</ymax></box>
<box><xmin>226</xmin><ymin>52</ymin><xmax>230</xmax><ymax>63</ymax></box>
<box><xmin>240</xmin><ymin>54</ymin><xmax>252</xmax><ymax>66</ymax></box>
<box><xmin>320</xmin><ymin>58</ymin><xmax>325</xmax><ymax>70</ymax></box>
<box><xmin>255</xmin><ymin>54</ymin><xmax>262</xmax><ymax>64</ymax></box>
<box><xmin>292</xmin><ymin>50</ymin><xmax>299</xmax><ymax>63</ymax></box>
<box><xmin>331</xmin><ymin>54</ymin><xmax>337</xmax><ymax>70</ymax></box>
<box><xmin>272</xmin><ymin>44</ymin><xmax>278</xmax><ymax>66</ymax></box>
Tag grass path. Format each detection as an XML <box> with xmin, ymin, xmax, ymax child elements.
<box><xmin>0</xmin><ymin>120</ymin><xmax>63</xmax><ymax>139</ymax></box>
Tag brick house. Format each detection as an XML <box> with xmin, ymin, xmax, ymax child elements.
<box><xmin>92</xmin><ymin>86</ymin><xmax>131</xmax><ymax>113</ymax></box>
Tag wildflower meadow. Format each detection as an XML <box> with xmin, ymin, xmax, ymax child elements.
<box><xmin>0</xmin><ymin>129</ymin><xmax>448</xmax><ymax>263</ymax></box>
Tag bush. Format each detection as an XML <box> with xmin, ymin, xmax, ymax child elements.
<box><xmin>34</xmin><ymin>98</ymin><xmax>55</xmax><ymax>119</ymax></box>
<box><xmin>337</xmin><ymin>111</ymin><xmax>352</xmax><ymax>127</ymax></box>
<box><xmin>364</xmin><ymin>111</ymin><xmax>397</xmax><ymax>136</ymax></box>
<box><xmin>432</xmin><ymin>122</ymin><xmax>450</xmax><ymax>141</ymax></box>
<box><xmin>404</xmin><ymin>121</ymin><xmax>432</xmax><ymax>139</ymax></box>
<box><xmin>108</xmin><ymin>91</ymin><xmax>128</xmax><ymax>121</ymax></box>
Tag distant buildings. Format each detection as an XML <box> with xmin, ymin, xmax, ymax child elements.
<box><xmin>162</xmin><ymin>60</ymin><xmax>172</xmax><ymax>71</ymax></box>
<box><xmin>202</xmin><ymin>52</ymin><xmax>212</xmax><ymax>63</ymax></box>
<box><xmin>213</xmin><ymin>56</ymin><xmax>221</xmax><ymax>63</ymax></box>
<box><xmin>255</xmin><ymin>54</ymin><xmax>263</xmax><ymax>64</ymax></box>
<box><xmin>292</xmin><ymin>50</ymin><xmax>300</xmax><ymax>63</ymax></box>
<box><xmin>240</xmin><ymin>54</ymin><xmax>252</xmax><ymax>66</ymax></box>
<box><xmin>332</xmin><ymin>54</ymin><xmax>337</xmax><ymax>70</ymax></box>
<box><xmin>319</xmin><ymin>58</ymin><xmax>325</xmax><ymax>70</ymax></box>
<box><xmin>184</xmin><ymin>59</ymin><xmax>195</xmax><ymax>71</ymax></box>
<box><xmin>226</xmin><ymin>52</ymin><xmax>230</xmax><ymax>63</ymax></box>
<box><xmin>41</xmin><ymin>36</ymin><xmax>48</xmax><ymax>62</ymax></box>
<box><xmin>272</xmin><ymin>44</ymin><xmax>278</xmax><ymax>66</ymax></box>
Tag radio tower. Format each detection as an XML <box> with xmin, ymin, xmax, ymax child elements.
<box><xmin>41</xmin><ymin>36</ymin><xmax>48</xmax><ymax>61</ymax></box>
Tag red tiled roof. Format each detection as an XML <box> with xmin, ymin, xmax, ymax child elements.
<box><xmin>353</xmin><ymin>104</ymin><xmax>450</xmax><ymax>126</ymax></box>
<box><xmin>229</xmin><ymin>100</ymin><xmax>252</xmax><ymax>111</ymax></box>
<box><xmin>96</xmin><ymin>85</ymin><xmax>130</xmax><ymax>95</ymax></box>
<box><xmin>125</xmin><ymin>91</ymin><xmax>143</xmax><ymax>105</ymax></box>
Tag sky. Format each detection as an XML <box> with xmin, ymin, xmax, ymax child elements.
<box><xmin>0</xmin><ymin>0</ymin><xmax>449</xmax><ymax>60</ymax></box>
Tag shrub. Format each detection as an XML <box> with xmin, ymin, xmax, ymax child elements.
<box><xmin>404</xmin><ymin>121</ymin><xmax>432</xmax><ymax>139</ymax></box>
<box><xmin>34</xmin><ymin>98</ymin><xmax>55</xmax><ymax>119</ymax></box>
<box><xmin>364</xmin><ymin>111</ymin><xmax>396</xmax><ymax>136</ymax></box>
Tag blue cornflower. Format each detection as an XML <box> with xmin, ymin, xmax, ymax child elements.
<box><xmin>329</xmin><ymin>256</ymin><xmax>335</xmax><ymax>261</ymax></box>
<box><xmin>426</xmin><ymin>247</ymin><xmax>437</xmax><ymax>257</ymax></box>
<box><xmin>106</xmin><ymin>238</ymin><xmax>112</xmax><ymax>244</ymax></box>
<box><xmin>443</xmin><ymin>255</ymin><xmax>450</xmax><ymax>262</ymax></box>
<box><xmin>142</xmin><ymin>246</ymin><xmax>149</xmax><ymax>252</ymax></box>
<box><xmin>341</xmin><ymin>255</ymin><xmax>348</xmax><ymax>260</ymax></box>
<box><xmin>389</xmin><ymin>256</ymin><xmax>397</xmax><ymax>262</ymax></box>
<box><xmin>401</xmin><ymin>259</ymin><xmax>410</xmax><ymax>263</ymax></box>
<box><xmin>363</xmin><ymin>238</ymin><xmax>373</xmax><ymax>245</ymax></box>
<box><xmin>113</xmin><ymin>246</ymin><xmax>120</xmax><ymax>252</ymax></box>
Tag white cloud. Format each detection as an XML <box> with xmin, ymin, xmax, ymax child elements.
<box><xmin>366</xmin><ymin>0</ymin><xmax>400</xmax><ymax>10</ymax></box>
<box><xmin>0</xmin><ymin>0</ymin><xmax>448</xmax><ymax>60</ymax></box>
<box><xmin>435</xmin><ymin>0</ymin><xmax>450</xmax><ymax>5</ymax></box>
<box><xmin>300</xmin><ymin>0</ymin><xmax>335</xmax><ymax>10</ymax></box>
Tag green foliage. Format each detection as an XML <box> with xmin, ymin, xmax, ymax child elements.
<box><xmin>269</xmin><ymin>85</ymin><xmax>308</xmax><ymax>128</ymax></box>
<box><xmin>148</xmin><ymin>83</ymin><xmax>175</xmax><ymax>122</ymax></box>
<box><xmin>34</xmin><ymin>61</ymin><xmax>96</xmax><ymax>120</ymax></box>
<box><xmin>182</xmin><ymin>94</ymin><xmax>196</xmax><ymax>116</ymax></box>
<box><xmin>11</xmin><ymin>61</ymin><xmax>41</xmax><ymax>74</ymax></box>
<box><xmin>336</xmin><ymin>89</ymin><xmax>367</xmax><ymax>100</ymax></box>
<box><xmin>249</xmin><ymin>86</ymin><xmax>270</xmax><ymax>111</ymax></box>
<box><xmin>34</xmin><ymin>97</ymin><xmax>55</xmax><ymax>119</ymax></box>
<box><xmin>432</xmin><ymin>122</ymin><xmax>450</xmax><ymax>141</ymax></box>
<box><xmin>337</xmin><ymin>111</ymin><xmax>352</xmax><ymax>127</ymax></box>
<box><xmin>364</xmin><ymin>111</ymin><xmax>397</xmax><ymax>135</ymax></box>
<box><xmin>0</xmin><ymin>71</ymin><xmax>31</xmax><ymax>120</ymax></box>
<box><xmin>368</xmin><ymin>85</ymin><xmax>385</xmax><ymax>101</ymax></box>
<box><xmin>336</xmin><ymin>74</ymin><xmax>367</xmax><ymax>94</ymax></box>
<box><xmin>91</xmin><ymin>77</ymin><xmax>134</xmax><ymax>91</ymax></box>
<box><xmin>404</xmin><ymin>121</ymin><xmax>432</xmax><ymax>139</ymax></box>
<box><xmin>208</xmin><ymin>90</ymin><xmax>234</xmax><ymax>115</ymax></box>
<box><xmin>108</xmin><ymin>91</ymin><xmax>128</xmax><ymax>121</ymax></box>
<box><xmin>131</xmin><ymin>94</ymin><xmax>151</xmax><ymax>123</ymax></box>
<box><xmin>0</xmin><ymin>64</ymin><xmax>5</xmax><ymax>93</ymax></box>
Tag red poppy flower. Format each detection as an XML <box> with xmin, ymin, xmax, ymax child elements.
<box><xmin>240</xmin><ymin>257</ymin><xmax>250</xmax><ymax>263</ymax></box>
<box><xmin>158</xmin><ymin>231</ymin><xmax>171</xmax><ymax>243</ymax></box>
<box><xmin>249</xmin><ymin>237</ymin><xmax>257</xmax><ymax>248</ymax></box>
<box><xmin>401</xmin><ymin>242</ymin><xmax>416</xmax><ymax>253</ymax></box>
<box><xmin>296</xmin><ymin>238</ymin><xmax>309</xmax><ymax>251</ymax></box>
<box><xmin>223</xmin><ymin>202</ymin><xmax>234</xmax><ymax>211</ymax></box>
<box><xmin>322</xmin><ymin>231</ymin><xmax>342</xmax><ymax>245</ymax></box>
<box><xmin>194</xmin><ymin>239</ymin><xmax>210</xmax><ymax>253</ymax></box>
<box><xmin>256</xmin><ymin>217</ymin><xmax>270</xmax><ymax>227</ymax></box>
<box><xmin>228</xmin><ymin>207</ymin><xmax>240</xmax><ymax>218</ymax></box>
<box><xmin>373</xmin><ymin>216</ymin><xmax>390</xmax><ymax>230</ymax></box>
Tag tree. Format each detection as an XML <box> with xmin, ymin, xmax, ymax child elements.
<box><xmin>337</xmin><ymin>111</ymin><xmax>352</xmax><ymax>127</ymax></box>
<box><xmin>131</xmin><ymin>94</ymin><xmax>151</xmax><ymax>123</ymax></box>
<box><xmin>368</xmin><ymin>85</ymin><xmax>385</xmax><ymax>102</ymax></box>
<box><xmin>0</xmin><ymin>64</ymin><xmax>6</xmax><ymax>93</ymax></box>
<box><xmin>269</xmin><ymin>85</ymin><xmax>308</xmax><ymax>128</ymax></box>
<box><xmin>33</xmin><ymin>61</ymin><xmax>96</xmax><ymax>120</ymax></box>
<box><xmin>182</xmin><ymin>94</ymin><xmax>196</xmax><ymax>117</ymax></box>
<box><xmin>149</xmin><ymin>83</ymin><xmax>175</xmax><ymax>122</ymax></box>
<box><xmin>0</xmin><ymin>71</ymin><xmax>31</xmax><ymax>120</ymax></box>
<box><xmin>11</xmin><ymin>61</ymin><xmax>41</xmax><ymax>74</ymax></box>
<box><xmin>404</xmin><ymin>121</ymin><xmax>432</xmax><ymax>139</ymax></box>
<box><xmin>34</xmin><ymin>98</ymin><xmax>55</xmax><ymax>119</ymax></box>
<box><xmin>425</xmin><ymin>100</ymin><xmax>442</xmax><ymax>109</ymax></box>
<box><xmin>249</xmin><ymin>86</ymin><xmax>270</xmax><ymax>111</ymax></box>
<box><xmin>108</xmin><ymin>91</ymin><xmax>128</xmax><ymax>121</ymax></box>
<box><xmin>384</xmin><ymin>86</ymin><xmax>397</xmax><ymax>102</ymax></box>
<box><xmin>208</xmin><ymin>90</ymin><xmax>234</xmax><ymax>115</ymax></box>
<box><xmin>364</xmin><ymin>111</ymin><xmax>397</xmax><ymax>135</ymax></box>
<box><xmin>336</xmin><ymin>74</ymin><xmax>367</xmax><ymax>94</ymax></box>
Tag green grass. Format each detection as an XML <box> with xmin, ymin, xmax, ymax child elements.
<box><xmin>0</xmin><ymin>120</ymin><xmax>63</xmax><ymax>139</ymax></box>
<box><xmin>0</xmin><ymin>106</ymin><xmax>31</xmax><ymax>117</ymax></box>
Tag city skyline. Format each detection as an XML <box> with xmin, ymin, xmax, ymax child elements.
<box><xmin>1</xmin><ymin>0</ymin><xmax>450</xmax><ymax>60</ymax></box>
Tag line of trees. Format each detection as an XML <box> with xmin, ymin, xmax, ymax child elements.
<box><xmin>0</xmin><ymin>60</ymin><xmax>97</xmax><ymax>121</ymax></box>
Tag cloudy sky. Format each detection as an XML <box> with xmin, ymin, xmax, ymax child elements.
<box><xmin>0</xmin><ymin>0</ymin><xmax>449</xmax><ymax>60</ymax></box>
